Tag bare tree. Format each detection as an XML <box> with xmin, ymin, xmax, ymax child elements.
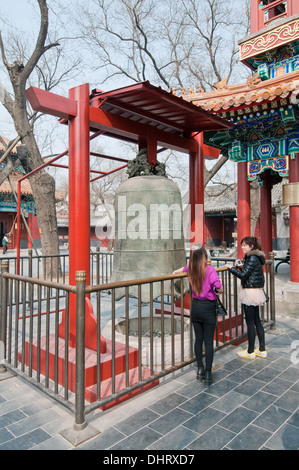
<box><xmin>0</xmin><ymin>1</ymin><xmax>60</xmax><ymax>268</ymax></box>
<box><xmin>180</xmin><ymin>0</ymin><xmax>246</xmax><ymax>90</ymax></box>
<box><xmin>78</xmin><ymin>0</ymin><xmax>248</xmax><ymax>88</ymax></box>
<box><xmin>0</xmin><ymin>0</ymin><xmax>81</xmax><ymax>275</ymax></box>
<box><xmin>77</xmin><ymin>0</ymin><xmax>248</xmax><ymax>184</ymax></box>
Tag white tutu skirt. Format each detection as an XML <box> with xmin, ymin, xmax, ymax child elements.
<box><xmin>239</xmin><ymin>287</ymin><xmax>267</xmax><ymax>306</ymax></box>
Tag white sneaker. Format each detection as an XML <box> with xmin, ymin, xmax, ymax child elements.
<box><xmin>237</xmin><ymin>349</ymin><xmax>256</xmax><ymax>359</ymax></box>
<box><xmin>254</xmin><ymin>348</ymin><xmax>267</xmax><ymax>358</ymax></box>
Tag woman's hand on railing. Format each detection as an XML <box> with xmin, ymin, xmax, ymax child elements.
<box><xmin>224</xmin><ymin>264</ymin><xmax>232</xmax><ymax>270</ymax></box>
<box><xmin>172</xmin><ymin>267</ymin><xmax>185</xmax><ymax>274</ymax></box>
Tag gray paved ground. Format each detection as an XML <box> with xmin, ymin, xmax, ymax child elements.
<box><xmin>0</xmin><ymin>315</ymin><xmax>298</xmax><ymax>451</ymax></box>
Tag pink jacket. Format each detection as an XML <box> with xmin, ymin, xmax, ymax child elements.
<box><xmin>183</xmin><ymin>265</ymin><xmax>222</xmax><ymax>300</ymax></box>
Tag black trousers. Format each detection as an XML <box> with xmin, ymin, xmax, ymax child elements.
<box><xmin>243</xmin><ymin>304</ymin><xmax>266</xmax><ymax>354</ymax></box>
<box><xmin>191</xmin><ymin>299</ymin><xmax>216</xmax><ymax>372</ymax></box>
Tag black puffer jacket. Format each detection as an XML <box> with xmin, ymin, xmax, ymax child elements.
<box><xmin>230</xmin><ymin>249</ymin><xmax>265</xmax><ymax>288</ymax></box>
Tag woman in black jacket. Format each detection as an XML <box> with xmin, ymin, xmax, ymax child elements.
<box><xmin>225</xmin><ymin>236</ymin><xmax>267</xmax><ymax>359</ymax></box>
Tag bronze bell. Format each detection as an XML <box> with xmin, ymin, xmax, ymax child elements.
<box><xmin>110</xmin><ymin>173</ymin><xmax>188</xmax><ymax>301</ymax></box>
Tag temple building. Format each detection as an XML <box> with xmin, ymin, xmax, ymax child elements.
<box><xmin>180</xmin><ymin>0</ymin><xmax>299</xmax><ymax>282</ymax></box>
<box><xmin>0</xmin><ymin>137</ymin><xmax>63</xmax><ymax>250</ymax></box>
<box><xmin>0</xmin><ymin>138</ymin><xmax>39</xmax><ymax>249</ymax></box>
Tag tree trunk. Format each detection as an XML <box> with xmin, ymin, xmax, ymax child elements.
<box><xmin>16</xmin><ymin>135</ymin><xmax>60</xmax><ymax>278</ymax></box>
<box><xmin>0</xmin><ymin>0</ymin><xmax>61</xmax><ymax>278</ymax></box>
<box><xmin>13</xmin><ymin>89</ymin><xmax>60</xmax><ymax>276</ymax></box>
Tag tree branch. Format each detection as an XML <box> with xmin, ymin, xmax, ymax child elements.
<box><xmin>22</xmin><ymin>0</ymin><xmax>59</xmax><ymax>81</ymax></box>
<box><xmin>204</xmin><ymin>154</ymin><xmax>229</xmax><ymax>186</ymax></box>
<box><xmin>0</xmin><ymin>79</ymin><xmax>14</xmax><ymax>115</ymax></box>
<box><xmin>0</xmin><ymin>31</ymin><xmax>10</xmax><ymax>68</ymax></box>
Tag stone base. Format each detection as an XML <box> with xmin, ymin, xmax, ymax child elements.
<box><xmin>275</xmin><ymin>281</ymin><xmax>299</xmax><ymax>319</ymax></box>
<box><xmin>85</xmin><ymin>367</ymin><xmax>159</xmax><ymax>409</ymax></box>
<box><xmin>19</xmin><ymin>334</ymin><xmax>140</xmax><ymax>398</ymax></box>
<box><xmin>275</xmin><ymin>300</ymin><xmax>299</xmax><ymax>318</ymax></box>
<box><xmin>281</xmin><ymin>282</ymin><xmax>299</xmax><ymax>304</ymax></box>
<box><xmin>59</xmin><ymin>423</ymin><xmax>101</xmax><ymax>447</ymax></box>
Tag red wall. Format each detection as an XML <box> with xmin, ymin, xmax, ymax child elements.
<box><xmin>205</xmin><ymin>215</ymin><xmax>235</xmax><ymax>247</ymax></box>
<box><xmin>0</xmin><ymin>212</ymin><xmax>28</xmax><ymax>248</ymax></box>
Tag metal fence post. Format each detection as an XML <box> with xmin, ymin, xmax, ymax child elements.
<box><xmin>0</xmin><ymin>260</ymin><xmax>9</xmax><ymax>374</ymax></box>
<box><xmin>96</xmin><ymin>247</ymin><xmax>100</xmax><ymax>285</ymax></box>
<box><xmin>28</xmin><ymin>249</ymin><xmax>33</xmax><ymax>277</ymax></box>
<box><xmin>74</xmin><ymin>270</ymin><xmax>87</xmax><ymax>431</ymax></box>
<box><xmin>269</xmin><ymin>251</ymin><xmax>276</xmax><ymax>329</ymax></box>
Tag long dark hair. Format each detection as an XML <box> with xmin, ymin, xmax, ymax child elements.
<box><xmin>188</xmin><ymin>245</ymin><xmax>208</xmax><ymax>296</ymax></box>
<box><xmin>241</xmin><ymin>236</ymin><xmax>262</xmax><ymax>251</ymax></box>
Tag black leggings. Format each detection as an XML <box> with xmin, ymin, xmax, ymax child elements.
<box><xmin>192</xmin><ymin>322</ymin><xmax>216</xmax><ymax>372</ymax></box>
<box><xmin>244</xmin><ymin>304</ymin><xmax>266</xmax><ymax>354</ymax></box>
<box><xmin>191</xmin><ymin>299</ymin><xmax>216</xmax><ymax>372</ymax></box>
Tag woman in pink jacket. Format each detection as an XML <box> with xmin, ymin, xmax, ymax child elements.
<box><xmin>174</xmin><ymin>245</ymin><xmax>223</xmax><ymax>385</ymax></box>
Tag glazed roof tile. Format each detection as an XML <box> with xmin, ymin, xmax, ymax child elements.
<box><xmin>1</xmin><ymin>137</ymin><xmax>64</xmax><ymax>201</ymax></box>
<box><xmin>0</xmin><ymin>169</ymin><xmax>64</xmax><ymax>201</ymax></box>
<box><xmin>0</xmin><ymin>170</ymin><xmax>33</xmax><ymax>196</ymax></box>
<box><xmin>178</xmin><ymin>70</ymin><xmax>299</xmax><ymax>114</ymax></box>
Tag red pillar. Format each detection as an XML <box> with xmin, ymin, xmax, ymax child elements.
<box><xmin>237</xmin><ymin>162</ymin><xmax>251</xmax><ymax>258</ymax></box>
<box><xmin>17</xmin><ymin>181</ymin><xmax>21</xmax><ymax>275</ymax></box>
<box><xmin>68</xmin><ymin>84</ymin><xmax>91</xmax><ymax>287</ymax></box>
<box><xmin>189</xmin><ymin>133</ymin><xmax>204</xmax><ymax>246</ymax></box>
<box><xmin>260</xmin><ymin>170</ymin><xmax>272</xmax><ymax>259</ymax></box>
<box><xmin>27</xmin><ymin>213</ymin><xmax>33</xmax><ymax>249</ymax></box>
<box><xmin>289</xmin><ymin>155</ymin><xmax>299</xmax><ymax>282</ymax></box>
<box><xmin>59</xmin><ymin>83</ymin><xmax>99</xmax><ymax>350</ymax></box>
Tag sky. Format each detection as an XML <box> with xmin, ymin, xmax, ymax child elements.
<box><xmin>0</xmin><ymin>1</ymin><xmax>39</xmax><ymax>139</ymax></box>
<box><xmin>0</xmin><ymin>0</ymin><xmax>82</xmax><ymax>147</ymax></box>
<box><xmin>0</xmin><ymin>0</ymin><xmax>38</xmax><ymax>29</ymax></box>
<box><xmin>0</xmin><ymin>0</ymin><xmax>239</xmax><ymax>185</ymax></box>
<box><xmin>0</xmin><ymin>0</ymin><xmax>135</xmax><ymax>163</ymax></box>
<box><xmin>0</xmin><ymin>0</ymin><xmax>117</xmax><ymax>183</ymax></box>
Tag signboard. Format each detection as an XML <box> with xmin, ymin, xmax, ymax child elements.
<box><xmin>0</xmin><ymin>201</ymin><xmax>36</xmax><ymax>214</ymax></box>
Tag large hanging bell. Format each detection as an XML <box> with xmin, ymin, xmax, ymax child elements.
<box><xmin>110</xmin><ymin>175</ymin><xmax>188</xmax><ymax>301</ymax></box>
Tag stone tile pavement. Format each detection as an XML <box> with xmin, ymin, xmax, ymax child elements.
<box><xmin>0</xmin><ymin>315</ymin><xmax>298</xmax><ymax>451</ymax></box>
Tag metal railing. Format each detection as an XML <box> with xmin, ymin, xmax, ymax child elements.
<box><xmin>0</xmin><ymin>253</ymin><xmax>276</xmax><ymax>440</ymax></box>
<box><xmin>0</xmin><ymin>248</ymin><xmax>113</xmax><ymax>285</ymax></box>
<box><xmin>0</xmin><ymin>250</ymin><xmax>114</xmax><ymax>312</ymax></box>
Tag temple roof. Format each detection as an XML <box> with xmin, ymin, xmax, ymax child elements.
<box><xmin>89</xmin><ymin>80</ymin><xmax>234</xmax><ymax>136</ymax></box>
<box><xmin>0</xmin><ymin>136</ymin><xmax>64</xmax><ymax>201</ymax></box>
<box><xmin>0</xmin><ymin>170</ymin><xmax>33</xmax><ymax>196</ymax></box>
<box><xmin>0</xmin><ymin>169</ymin><xmax>64</xmax><ymax>201</ymax></box>
<box><xmin>178</xmin><ymin>70</ymin><xmax>299</xmax><ymax>114</ymax></box>
<box><xmin>175</xmin><ymin>69</ymin><xmax>299</xmax><ymax>183</ymax></box>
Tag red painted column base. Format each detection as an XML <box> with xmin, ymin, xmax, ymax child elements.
<box><xmin>58</xmin><ymin>298</ymin><xmax>106</xmax><ymax>352</ymax></box>
<box><xmin>19</xmin><ymin>336</ymin><xmax>158</xmax><ymax>408</ymax></box>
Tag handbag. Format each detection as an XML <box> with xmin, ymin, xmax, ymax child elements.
<box><xmin>215</xmin><ymin>297</ymin><xmax>227</xmax><ymax>316</ymax></box>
